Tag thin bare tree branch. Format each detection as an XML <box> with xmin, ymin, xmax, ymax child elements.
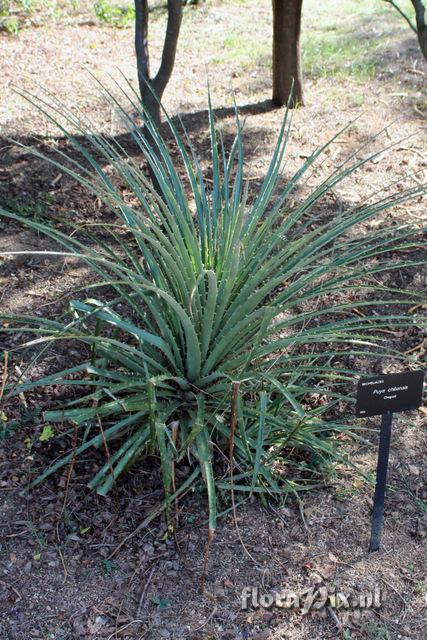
<box><xmin>384</xmin><ymin>0</ymin><xmax>417</xmax><ymax>32</ymax></box>
<box><xmin>384</xmin><ymin>0</ymin><xmax>427</xmax><ymax>59</ymax></box>
<box><xmin>152</xmin><ymin>0</ymin><xmax>183</xmax><ymax>97</ymax></box>
<box><xmin>134</xmin><ymin>0</ymin><xmax>183</xmax><ymax>125</ymax></box>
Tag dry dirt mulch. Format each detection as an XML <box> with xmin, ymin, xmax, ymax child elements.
<box><xmin>0</xmin><ymin>1</ymin><xmax>427</xmax><ymax>639</ymax></box>
<box><xmin>0</xmin><ymin>416</ymin><xmax>426</xmax><ymax>640</ymax></box>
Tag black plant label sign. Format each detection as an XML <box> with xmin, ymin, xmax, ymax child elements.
<box><xmin>355</xmin><ymin>370</ymin><xmax>425</xmax><ymax>418</ymax></box>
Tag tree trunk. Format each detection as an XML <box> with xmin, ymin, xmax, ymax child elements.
<box><xmin>411</xmin><ymin>0</ymin><xmax>427</xmax><ymax>59</ymax></box>
<box><xmin>272</xmin><ymin>0</ymin><xmax>304</xmax><ymax>107</ymax></box>
<box><xmin>134</xmin><ymin>0</ymin><xmax>183</xmax><ymax>126</ymax></box>
<box><xmin>134</xmin><ymin>0</ymin><xmax>182</xmax><ymax>193</ymax></box>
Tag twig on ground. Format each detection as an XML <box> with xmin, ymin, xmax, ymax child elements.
<box><xmin>409</xmin><ymin>303</ymin><xmax>425</xmax><ymax>313</ymax></box>
<box><xmin>0</xmin><ymin>580</ymin><xmax>21</xmax><ymax>603</ymax></box>
<box><xmin>268</xmin><ymin>502</ymin><xmax>289</xmax><ymax>527</ymax></box>
<box><xmin>293</xmin><ymin>492</ymin><xmax>309</xmax><ymax>532</ymax></box>
<box><xmin>96</xmin><ymin>414</ymin><xmax>115</xmax><ymax>488</ymax></box>
<box><xmin>13</xmin><ymin>366</ymin><xmax>28</xmax><ymax>409</ymax></box>
<box><xmin>55</xmin><ymin>420</ymin><xmax>79</xmax><ymax>583</ymax></box>
<box><xmin>57</xmin><ymin>545</ymin><xmax>68</xmax><ymax>585</ymax></box>
<box><xmin>201</xmin><ymin>528</ymin><xmax>216</xmax><ymax>597</ymax></box>
<box><xmin>6</xmin><ymin>529</ymin><xmax>31</xmax><ymax>538</ymax></box>
<box><xmin>56</xmin><ymin>420</ymin><xmax>78</xmax><ymax>542</ymax></box>
<box><xmin>228</xmin><ymin>381</ymin><xmax>259</xmax><ymax>566</ymax></box>
<box><xmin>405</xmin><ymin>339</ymin><xmax>425</xmax><ymax>355</ymax></box>
<box><xmin>0</xmin><ymin>350</ymin><xmax>8</xmax><ymax>403</ymax></box>
<box><xmin>193</xmin><ymin>605</ymin><xmax>218</xmax><ymax>631</ymax></box>
<box><xmin>109</xmin><ymin>506</ymin><xmax>170</xmax><ymax>560</ymax></box>
<box><xmin>113</xmin><ymin>543</ymin><xmax>164</xmax><ymax>637</ymax></box>
<box><xmin>107</xmin><ymin>619</ymin><xmax>145</xmax><ymax>640</ymax></box>
<box><xmin>396</xmin><ymin>146</ymin><xmax>426</xmax><ymax>160</ymax></box>
<box><xmin>380</xmin><ymin>576</ymin><xmax>407</xmax><ymax>609</ymax></box>
<box><xmin>99</xmin><ymin>515</ymin><xmax>118</xmax><ymax>542</ymax></box>
<box><xmin>171</xmin><ymin>420</ymin><xmax>179</xmax><ymax>523</ymax></box>
<box><xmin>170</xmin><ymin>420</ymin><xmax>187</xmax><ymax>560</ymax></box>
<box><xmin>327</xmin><ymin>605</ymin><xmax>343</xmax><ymax>629</ymax></box>
<box><xmin>109</xmin><ymin>467</ymin><xmax>199</xmax><ymax>560</ymax></box>
<box><xmin>136</xmin><ymin>565</ymin><xmax>156</xmax><ymax>618</ymax></box>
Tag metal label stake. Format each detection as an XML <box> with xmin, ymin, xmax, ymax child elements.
<box><xmin>355</xmin><ymin>370</ymin><xmax>424</xmax><ymax>553</ymax></box>
<box><xmin>369</xmin><ymin>411</ymin><xmax>392</xmax><ymax>552</ymax></box>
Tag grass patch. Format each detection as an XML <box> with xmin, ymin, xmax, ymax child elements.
<box><xmin>301</xmin><ymin>30</ymin><xmax>379</xmax><ymax>81</ymax></box>
<box><xmin>302</xmin><ymin>0</ymin><xmax>418</xmax><ymax>80</ymax></box>
<box><xmin>218</xmin><ymin>31</ymin><xmax>270</xmax><ymax>67</ymax></box>
<box><xmin>210</xmin><ymin>0</ymin><xmax>420</xmax><ymax>80</ymax></box>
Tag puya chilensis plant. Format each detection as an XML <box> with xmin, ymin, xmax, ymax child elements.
<box><xmin>0</xmin><ymin>82</ymin><xmax>425</xmax><ymax>566</ymax></box>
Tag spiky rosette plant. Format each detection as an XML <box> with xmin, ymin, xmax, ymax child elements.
<box><xmin>0</xmin><ymin>82</ymin><xmax>425</xmax><ymax>551</ymax></box>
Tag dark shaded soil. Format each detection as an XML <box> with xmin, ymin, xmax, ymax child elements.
<box><xmin>1</xmin><ymin>413</ymin><xmax>426</xmax><ymax>639</ymax></box>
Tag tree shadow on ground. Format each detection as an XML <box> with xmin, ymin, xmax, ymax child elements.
<box><xmin>0</xmin><ymin>97</ymin><xmax>278</xmax><ymax>211</ymax></box>
<box><xmin>0</xmin><ymin>97</ymin><xmax>287</xmax><ymax>318</ymax></box>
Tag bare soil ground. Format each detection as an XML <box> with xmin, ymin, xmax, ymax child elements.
<box><xmin>0</xmin><ymin>1</ymin><xmax>426</xmax><ymax>639</ymax></box>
